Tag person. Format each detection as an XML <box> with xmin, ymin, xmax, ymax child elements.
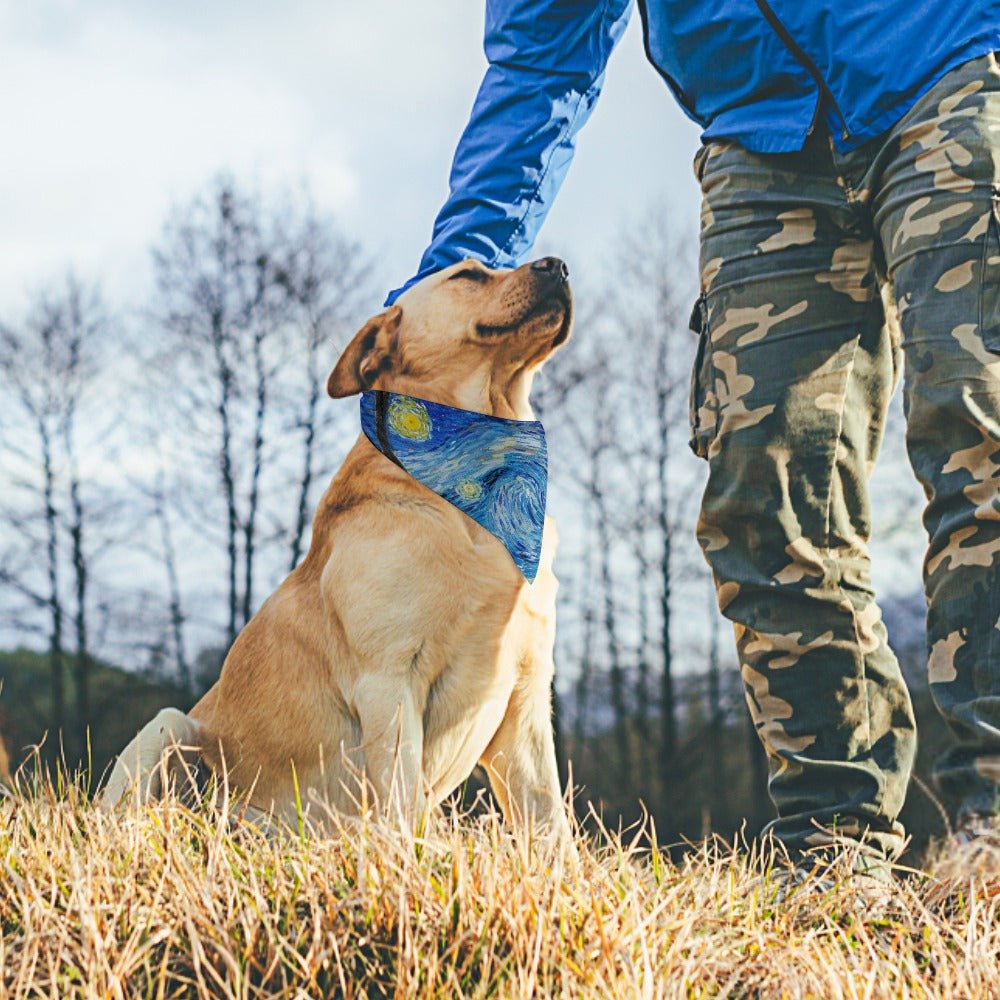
<box><xmin>387</xmin><ymin>1</ymin><xmax>1000</xmax><ymax>873</ymax></box>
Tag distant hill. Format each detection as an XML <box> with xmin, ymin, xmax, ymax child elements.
<box><xmin>0</xmin><ymin>648</ymin><xmax>194</xmax><ymax>789</ymax></box>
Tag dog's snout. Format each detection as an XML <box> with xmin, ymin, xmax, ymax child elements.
<box><xmin>530</xmin><ymin>256</ymin><xmax>569</xmax><ymax>282</ymax></box>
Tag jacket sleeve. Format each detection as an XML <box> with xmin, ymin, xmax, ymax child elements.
<box><xmin>385</xmin><ymin>0</ymin><xmax>633</xmax><ymax>304</ymax></box>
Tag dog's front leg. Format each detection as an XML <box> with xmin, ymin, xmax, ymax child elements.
<box><xmin>480</xmin><ymin>673</ymin><xmax>572</xmax><ymax>847</ymax></box>
<box><xmin>352</xmin><ymin>675</ymin><xmax>427</xmax><ymax>829</ymax></box>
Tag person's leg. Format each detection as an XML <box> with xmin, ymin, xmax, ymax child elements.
<box><xmin>874</xmin><ymin>53</ymin><xmax>1000</xmax><ymax>821</ymax></box>
<box><xmin>692</xmin><ymin>135</ymin><xmax>916</xmax><ymax>860</ymax></box>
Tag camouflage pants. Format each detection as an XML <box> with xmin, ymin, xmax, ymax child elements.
<box><xmin>692</xmin><ymin>52</ymin><xmax>1000</xmax><ymax>858</ymax></box>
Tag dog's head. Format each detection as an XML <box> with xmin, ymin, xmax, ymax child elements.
<box><xmin>327</xmin><ymin>257</ymin><xmax>572</xmax><ymax>418</ymax></box>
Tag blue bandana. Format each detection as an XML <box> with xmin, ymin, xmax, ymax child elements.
<box><xmin>360</xmin><ymin>391</ymin><xmax>547</xmax><ymax>581</ymax></box>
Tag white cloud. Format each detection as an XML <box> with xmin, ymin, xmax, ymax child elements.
<box><xmin>0</xmin><ymin>1</ymin><xmax>702</xmax><ymax>310</ymax></box>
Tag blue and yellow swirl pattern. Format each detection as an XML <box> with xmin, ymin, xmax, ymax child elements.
<box><xmin>360</xmin><ymin>391</ymin><xmax>547</xmax><ymax>581</ymax></box>
<box><xmin>386</xmin><ymin>396</ymin><xmax>432</xmax><ymax>441</ymax></box>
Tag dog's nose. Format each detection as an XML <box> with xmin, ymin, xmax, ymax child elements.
<box><xmin>530</xmin><ymin>256</ymin><xmax>569</xmax><ymax>281</ymax></box>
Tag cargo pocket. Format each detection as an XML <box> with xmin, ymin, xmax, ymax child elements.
<box><xmin>979</xmin><ymin>186</ymin><xmax>1000</xmax><ymax>353</ymax></box>
<box><xmin>688</xmin><ymin>294</ymin><xmax>716</xmax><ymax>460</ymax></box>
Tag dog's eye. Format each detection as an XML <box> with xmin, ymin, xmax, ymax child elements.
<box><xmin>449</xmin><ymin>267</ymin><xmax>488</xmax><ymax>283</ymax></box>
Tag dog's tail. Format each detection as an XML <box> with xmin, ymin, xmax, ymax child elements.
<box><xmin>99</xmin><ymin>708</ymin><xmax>202</xmax><ymax>809</ymax></box>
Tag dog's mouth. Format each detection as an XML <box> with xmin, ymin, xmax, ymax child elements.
<box><xmin>474</xmin><ymin>288</ymin><xmax>572</xmax><ymax>344</ymax></box>
<box><xmin>550</xmin><ymin>300</ymin><xmax>573</xmax><ymax>348</ymax></box>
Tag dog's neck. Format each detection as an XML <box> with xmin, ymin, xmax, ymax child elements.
<box><xmin>473</xmin><ymin>375</ymin><xmax>536</xmax><ymax>421</ymax></box>
<box><xmin>369</xmin><ymin>369</ymin><xmax>537</xmax><ymax>422</ymax></box>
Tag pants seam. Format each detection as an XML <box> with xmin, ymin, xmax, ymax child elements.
<box><xmin>823</xmin><ymin>330</ymin><xmax>886</xmax><ymax>818</ymax></box>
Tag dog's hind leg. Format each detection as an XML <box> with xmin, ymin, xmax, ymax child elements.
<box><xmin>99</xmin><ymin>708</ymin><xmax>201</xmax><ymax>809</ymax></box>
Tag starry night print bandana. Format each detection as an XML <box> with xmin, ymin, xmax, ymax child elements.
<box><xmin>360</xmin><ymin>391</ymin><xmax>547</xmax><ymax>582</ymax></box>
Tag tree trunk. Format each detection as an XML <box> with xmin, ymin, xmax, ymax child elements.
<box><xmin>655</xmin><ymin>337</ymin><xmax>676</xmax><ymax>767</ymax></box>
<box><xmin>595</xmin><ymin>488</ymin><xmax>629</xmax><ymax>790</ymax></box>
<box><xmin>632</xmin><ymin>478</ymin><xmax>653</xmax><ymax>789</ymax></box>
<box><xmin>67</xmin><ymin>446</ymin><xmax>89</xmax><ymax>762</ymax></box>
<box><xmin>154</xmin><ymin>473</ymin><xmax>192</xmax><ymax>694</ymax></box>
<box><xmin>40</xmin><ymin>420</ymin><xmax>64</xmax><ymax>763</ymax></box>
<box><xmin>572</xmin><ymin>508</ymin><xmax>596</xmax><ymax>756</ymax></box>
<box><xmin>707</xmin><ymin>575</ymin><xmax>727</xmax><ymax>824</ymax></box>
<box><xmin>215</xmin><ymin>353</ymin><xmax>240</xmax><ymax>648</ymax></box>
<box><xmin>289</xmin><ymin>328</ymin><xmax>321</xmax><ymax>572</ymax></box>
<box><xmin>242</xmin><ymin>322</ymin><xmax>267</xmax><ymax>627</ymax></box>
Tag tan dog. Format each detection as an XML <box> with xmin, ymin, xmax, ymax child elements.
<box><xmin>101</xmin><ymin>257</ymin><xmax>573</xmax><ymax>841</ymax></box>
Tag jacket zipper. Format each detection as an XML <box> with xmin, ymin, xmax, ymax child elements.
<box><xmin>753</xmin><ymin>0</ymin><xmax>851</xmax><ymax>141</ymax></box>
<box><xmin>636</xmin><ymin>0</ymin><xmax>699</xmax><ymax>122</ymax></box>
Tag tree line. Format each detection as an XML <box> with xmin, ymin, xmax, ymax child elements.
<box><xmin>0</xmin><ymin>176</ymin><xmax>940</xmax><ymax>847</ymax></box>
<box><xmin>0</xmin><ymin>179</ymin><xmax>374</xmax><ymax>763</ymax></box>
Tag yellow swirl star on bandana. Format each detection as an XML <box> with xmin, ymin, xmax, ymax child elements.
<box><xmin>455</xmin><ymin>478</ymin><xmax>483</xmax><ymax>500</ymax></box>
<box><xmin>387</xmin><ymin>396</ymin><xmax>432</xmax><ymax>441</ymax></box>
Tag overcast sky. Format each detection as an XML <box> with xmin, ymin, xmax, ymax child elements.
<box><xmin>0</xmin><ymin>0</ymin><xmax>703</xmax><ymax>309</ymax></box>
<box><xmin>0</xmin><ymin>1</ymin><xmax>927</xmax><ymax>614</ymax></box>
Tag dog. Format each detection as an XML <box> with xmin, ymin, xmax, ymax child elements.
<box><xmin>101</xmin><ymin>256</ymin><xmax>573</xmax><ymax>842</ymax></box>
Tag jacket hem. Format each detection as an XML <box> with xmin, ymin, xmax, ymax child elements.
<box><xmin>701</xmin><ymin>33</ymin><xmax>1000</xmax><ymax>157</ymax></box>
<box><xmin>833</xmin><ymin>33</ymin><xmax>1000</xmax><ymax>152</ymax></box>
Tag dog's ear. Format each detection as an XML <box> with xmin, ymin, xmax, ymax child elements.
<box><xmin>327</xmin><ymin>306</ymin><xmax>403</xmax><ymax>398</ymax></box>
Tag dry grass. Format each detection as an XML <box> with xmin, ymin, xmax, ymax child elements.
<box><xmin>2</xmin><ymin>775</ymin><xmax>999</xmax><ymax>999</ymax></box>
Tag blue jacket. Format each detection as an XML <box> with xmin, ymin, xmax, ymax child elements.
<box><xmin>388</xmin><ymin>0</ymin><xmax>1000</xmax><ymax>302</ymax></box>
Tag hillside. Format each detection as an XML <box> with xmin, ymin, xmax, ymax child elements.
<box><xmin>0</xmin><ymin>648</ymin><xmax>193</xmax><ymax>785</ymax></box>
<box><xmin>0</xmin><ymin>783</ymin><xmax>998</xmax><ymax>999</ymax></box>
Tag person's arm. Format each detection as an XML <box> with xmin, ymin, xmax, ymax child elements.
<box><xmin>386</xmin><ymin>0</ymin><xmax>633</xmax><ymax>304</ymax></box>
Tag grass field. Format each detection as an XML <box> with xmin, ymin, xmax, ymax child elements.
<box><xmin>1</xmin><ymin>776</ymin><xmax>999</xmax><ymax>999</ymax></box>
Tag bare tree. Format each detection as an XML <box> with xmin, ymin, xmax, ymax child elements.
<box><xmin>571</xmin><ymin>509</ymin><xmax>598</xmax><ymax>753</ymax></box>
<box><xmin>151</xmin><ymin>179</ymin><xmax>282</xmax><ymax>647</ymax></box>
<box><xmin>591</xmin><ymin>396</ymin><xmax>630</xmax><ymax>789</ymax></box>
<box><xmin>604</xmin><ymin>222</ymin><xmax>698</xmax><ymax>773</ymax></box>
<box><xmin>629</xmin><ymin>467</ymin><xmax>656</xmax><ymax>788</ymax></box>
<box><xmin>0</xmin><ymin>276</ymin><xmax>110</xmax><ymax>760</ymax></box>
<box><xmin>0</xmin><ymin>319</ymin><xmax>65</xmax><ymax>755</ymax></box>
<box><xmin>534</xmin><ymin>218</ymin><xmax>718</xmax><ymax>826</ymax></box>
<box><xmin>57</xmin><ymin>281</ymin><xmax>108</xmax><ymax>757</ymax></box>
<box><xmin>276</xmin><ymin>210</ymin><xmax>374</xmax><ymax>571</ymax></box>
<box><xmin>152</xmin><ymin>468</ymin><xmax>192</xmax><ymax>693</ymax></box>
<box><xmin>147</xmin><ymin>176</ymin><xmax>378</xmax><ymax>664</ymax></box>
<box><xmin>548</xmin><ymin>333</ymin><xmax>634</xmax><ymax>788</ymax></box>
<box><xmin>706</xmin><ymin>573</ymin><xmax>727</xmax><ymax>820</ymax></box>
